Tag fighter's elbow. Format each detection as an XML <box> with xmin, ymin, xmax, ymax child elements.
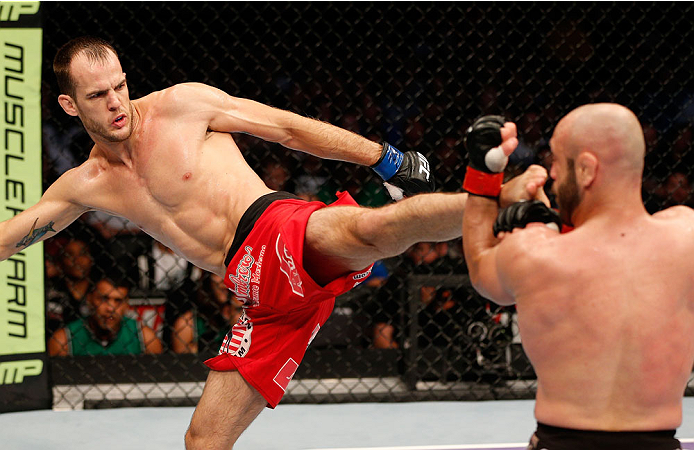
<box><xmin>467</xmin><ymin>267</ymin><xmax>484</xmax><ymax>293</ymax></box>
<box><xmin>0</xmin><ymin>246</ymin><xmax>16</xmax><ymax>263</ymax></box>
<box><xmin>465</xmin><ymin>254</ymin><xmax>486</xmax><ymax>291</ymax></box>
<box><xmin>468</xmin><ymin>268</ymin><xmax>516</xmax><ymax>306</ymax></box>
<box><xmin>469</xmin><ymin>275</ymin><xmax>496</xmax><ymax>303</ymax></box>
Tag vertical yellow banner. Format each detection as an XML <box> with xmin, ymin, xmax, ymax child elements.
<box><xmin>0</xmin><ymin>7</ymin><xmax>45</xmax><ymax>357</ymax></box>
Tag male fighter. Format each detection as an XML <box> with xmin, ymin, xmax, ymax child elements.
<box><xmin>461</xmin><ymin>106</ymin><xmax>694</xmax><ymax>449</ymax></box>
<box><xmin>0</xmin><ymin>36</ymin><xmax>543</xmax><ymax>448</ymax></box>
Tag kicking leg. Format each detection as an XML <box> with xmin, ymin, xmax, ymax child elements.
<box><xmin>303</xmin><ymin>165</ymin><xmax>548</xmax><ymax>285</ymax></box>
<box><xmin>185</xmin><ymin>370</ymin><xmax>266</xmax><ymax>450</ymax></box>
<box><xmin>304</xmin><ymin>192</ymin><xmax>468</xmax><ymax>285</ymax></box>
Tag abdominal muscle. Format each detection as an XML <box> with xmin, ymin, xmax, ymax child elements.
<box><xmin>100</xmin><ymin>132</ymin><xmax>274</xmax><ymax>276</ymax></box>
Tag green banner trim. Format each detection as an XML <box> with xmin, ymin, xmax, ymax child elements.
<box><xmin>0</xmin><ymin>25</ymin><xmax>45</xmax><ymax>355</ymax></box>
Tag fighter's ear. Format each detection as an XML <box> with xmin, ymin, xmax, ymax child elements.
<box><xmin>58</xmin><ymin>94</ymin><xmax>79</xmax><ymax>117</ymax></box>
<box><xmin>576</xmin><ymin>151</ymin><xmax>598</xmax><ymax>189</ymax></box>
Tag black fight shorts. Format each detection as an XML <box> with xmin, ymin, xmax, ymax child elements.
<box><xmin>527</xmin><ymin>422</ymin><xmax>682</xmax><ymax>450</ymax></box>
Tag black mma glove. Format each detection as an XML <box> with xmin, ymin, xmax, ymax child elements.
<box><xmin>493</xmin><ymin>200</ymin><xmax>561</xmax><ymax>237</ymax></box>
<box><xmin>371</xmin><ymin>142</ymin><xmax>435</xmax><ymax>201</ymax></box>
<box><xmin>463</xmin><ymin>115</ymin><xmax>509</xmax><ymax>198</ymax></box>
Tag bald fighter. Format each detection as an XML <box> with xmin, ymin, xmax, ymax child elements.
<box><xmin>461</xmin><ymin>105</ymin><xmax>694</xmax><ymax>449</ymax></box>
<box><xmin>0</xmin><ymin>37</ymin><xmax>543</xmax><ymax>449</ymax></box>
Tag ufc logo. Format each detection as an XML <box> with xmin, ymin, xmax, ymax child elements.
<box><xmin>417</xmin><ymin>152</ymin><xmax>430</xmax><ymax>181</ymax></box>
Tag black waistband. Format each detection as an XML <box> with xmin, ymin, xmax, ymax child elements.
<box><xmin>224</xmin><ymin>191</ymin><xmax>302</xmax><ymax>267</ymax></box>
<box><xmin>535</xmin><ymin>422</ymin><xmax>679</xmax><ymax>450</ymax></box>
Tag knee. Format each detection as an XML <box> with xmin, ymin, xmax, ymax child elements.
<box><xmin>184</xmin><ymin>427</ymin><xmax>199</xmax><ymax>450</ymax></box>
<box><xmin>185</xmin><ymin>425</ymin><xmax>231</xmax><ymax>450</ymax></box>
<box><xmin>186</xmin><ymin>422</ymin><xmax>239</xmax><ymax>450</ymax></box>
<box><xmin>353</xmin><ymin>207</ymin><xmax>406</xmax><ymax>255</ymax></box>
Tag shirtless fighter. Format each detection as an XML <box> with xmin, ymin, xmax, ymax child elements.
<box><xmin>461</xmin><ymin>107</ymin><xmax>694</xmax><ymax>449</ymax></box>
<box><xmin>0</xmin><ymin>36</ymin><xmax>543</xmax><ymax>449</ymax></box>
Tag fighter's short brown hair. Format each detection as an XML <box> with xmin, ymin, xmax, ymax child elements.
<box><xmin>53</xmin><ymin>36</ymin><xmax>119</xmax><ymax>97</ymax></box>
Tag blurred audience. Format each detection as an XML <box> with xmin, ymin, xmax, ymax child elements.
<box><xmin>48</xmin><ymin>277</ymin><xmax>162</xmax><ymax>356</ymax></box>
<box><xmin>171</xmin><ymin>273</ymin><xmax>244</xmax><ymax>354</ymax></box>
<box><xmin>645</xmin><ymin>171</ymin><xmax>694</xmax><ymax>213</ymax></box>
<box><xmin>45</xmin><ymin>238</ymin><xmax>94</xmax><ymax>335</ymax></box>
<box><xmin>366</xmin><ymin>241</ymin><xmax>466</xmax><ymax>350</ymax></box>
<box><xmin>261</xmin><ymin>158</ymin><xmax>294</xmax><ymax>192</ymax></box>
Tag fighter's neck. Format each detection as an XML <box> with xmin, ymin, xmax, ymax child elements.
<box><xmin>573</xmin><ymin>193</ymin><xmax>647</xmax><ymax>228</ymax></box>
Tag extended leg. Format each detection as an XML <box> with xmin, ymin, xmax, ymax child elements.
<box><xmin>185</xmin><ymin>370</ymin><xmax>267</xmax><ymax>450</ymax></box>
<box><xmin>304</xmin><ymin>192</ymin><xmax>468</xmax><ymax>285</ymax></box>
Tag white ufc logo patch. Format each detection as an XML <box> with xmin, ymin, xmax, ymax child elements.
<box><xmin>417</xmin><ymin>152</ymin><xmax>430</xmax><ymax>181</ymax></box>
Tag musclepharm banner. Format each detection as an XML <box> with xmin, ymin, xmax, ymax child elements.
<box><xmin>0</xmin><ymin>1</ymin><xmax>50</xmax><ymax>412</ymax></box>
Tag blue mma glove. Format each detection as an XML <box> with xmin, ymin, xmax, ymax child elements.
<box><xmin>371</xmin><ymin>142</ymin><xmax>435</xmax><ymax>201</ymax></box>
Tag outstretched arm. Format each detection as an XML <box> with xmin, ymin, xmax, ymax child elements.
<box><xmin>177</xmin><ymin>82</ymin><xmax>382</xmax><ymax>165</ymax></box>
<box><xmin>175</xmin><ymin>83</ymin><xmax>434</xmax><ymax>199</ymax></box>
<box><xmin>0</xmin><ymin>168</ymin><xmax>90</xmax><ymax>260</ymax></box>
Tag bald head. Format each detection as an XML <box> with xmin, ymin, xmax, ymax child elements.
<box><xmin>555</xmin><ymin>103</ymin><xmax>645</xmax><ymax>175</ymax></box>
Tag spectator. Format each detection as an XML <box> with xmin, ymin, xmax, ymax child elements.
<box><xmin>661</xmin><ymin>172</ymin><xmax>693</xmax><ymax>206</ymax></box>
<box><xmin>367</xmin><ymin>241</ymin><xmax>467</xmax><ymax>349</ymax></box>
<box><xmin>45</xmin><ymin>238</ymin><xmax>94</xmax><ymax>334</ymax></box>
<box><xmin>293</xmin><ymin>154</ymin><xmax>338</xmax><ymax>202</ymax></box>
<box><xmin>662</xmin><ymin>124</ymin><xmax>694</xmax><ymax>177</ymax></box>
<box><xmin>432</xmin><ymin>136</ymin><xmax>464</xmax><ymax>192</ymax></box>
<box><xmin>260</xmin><ymin>159</ymin><xmax>293</xmax><ymax>192</ymax></box>
<box><xmin>137</xmin><ymin>241</ymin><xmax>201</xmax><ymax>350</ymax></box>
<box><xmin>147</xmin><ymin>241</ymin><xmax>193</xmax><ymax>292</ymax></box>
<box><xmin>171</xmin><ymin>273</ymin><xmax>244</xmax><ymax>354</ymax></box>
<box><xmin>510</xmin><ymin>110</ymin><xmax>547</xmax><ymax>170</ymax></box>
<box><xmin>48</xmin><ymin>277</ymin><xmax>162</xmax><ymax>356</ymax></box>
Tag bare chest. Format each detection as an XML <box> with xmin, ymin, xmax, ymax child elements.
<box><xmin>128</xmin><ymin>124</ymin><xmax>206</xmax><ymax>207</ymax></box>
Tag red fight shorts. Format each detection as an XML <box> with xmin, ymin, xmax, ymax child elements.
<box><xmin>205</xmin><ymin>191</ymin><xmax>373</xmax><ymax>408</ymax></box>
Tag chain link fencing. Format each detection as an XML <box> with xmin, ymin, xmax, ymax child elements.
<box><xmin>40</xmin><ymin>2</ymin><xmax>694</xmax><ymax>409</ymax></box>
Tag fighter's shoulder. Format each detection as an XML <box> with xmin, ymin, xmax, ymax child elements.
<box><xmin>53</xmin><ymin>155</ymin><xmax>110</xmax><ymax>193</ymax></box>
<box><xmin>495</xmin><ymin>224</ymin><xmax>560</xmax><ymax>270</ymax></box>
<box><xmin>490</xmin><ymin>225</ymin><xmax>561</xmax><ymax>296</ymax></box>
<box><xmin>653</xmin><ymin>205</ymin><xmax>694</xmax><ymax>228</ymax></box>
<box><xmin>499</xmin><ymin>224</ymin><xmax>561</xmax><ymax>255</ymax></box>
<box><xmin>653</xmin><ymin>204</ymin><xmax>694</xmax><ymax>220</ymax></box>
<box><xmin>653</xmin><ymin>205</ymin><xmax>694</xmax><ymax>236</ymax></box>
<box><xmin>141</xmin><ymin>83</ymin><xmax>230</xmax><ymax>114</ymax></box>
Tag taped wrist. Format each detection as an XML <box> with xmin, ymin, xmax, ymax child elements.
<box><xmin>463</xmin><ymin>166</ymin><xmax>504</xmax><ymax>198</ymax></box>
<box><xmin>371</xmin><ymin>142</ymin><xmax>404</xmax><ymax>181</ymax></box>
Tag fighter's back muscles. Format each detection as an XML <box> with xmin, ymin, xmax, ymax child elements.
<box><xmin>480</xmin><ymin>225</ymin><xmax>558</xmax><ymax>305</ymax></box>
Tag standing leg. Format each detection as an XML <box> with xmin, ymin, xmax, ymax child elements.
<box><xmin>304</xmin><ymin>192</ymin><xmax>468</xmax><ymax>285</ymax></box>
<box><xmin>185</xmin><ymin>370</ymin><xmax>267</xmax><ymax>450</ymax></box>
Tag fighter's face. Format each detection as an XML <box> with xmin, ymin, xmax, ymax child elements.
<box><xmin>88</xmin><ymin>280</ymin><xmax>129</xmax><ymax>334</ymax></box>
<box><xmin>66</xmin><ymin>52</ymin><xmax>135</xmax><ymax>143</ymax></box>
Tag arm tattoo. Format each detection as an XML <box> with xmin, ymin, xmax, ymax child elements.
<box><xmin>15</xmin><ymin>218</ymin><xmax>56</xmax><ymax>248</ymax></box>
